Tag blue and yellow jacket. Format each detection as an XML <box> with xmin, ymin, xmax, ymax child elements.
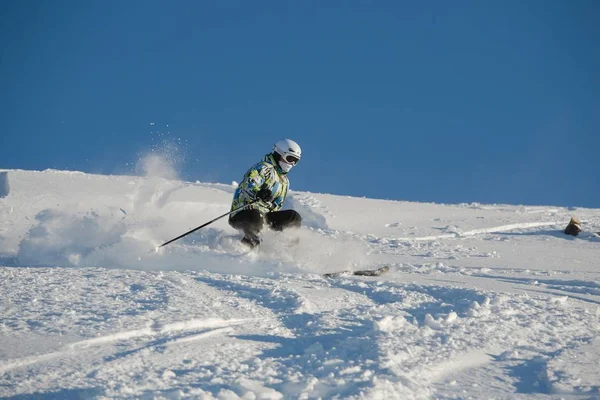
<box><xmin>229</xmin><ymin>154</ymin><xmax>289</xmax><ymax>217</ymax></box>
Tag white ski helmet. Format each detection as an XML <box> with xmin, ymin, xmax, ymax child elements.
<box><xmin>273</xmin><ymin>139</ymin><xmax>301</xmax><ymax>165</ymax></box>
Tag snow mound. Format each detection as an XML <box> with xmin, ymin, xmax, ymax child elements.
<box><xmin>1</xmin><ymin>169</ymin><xmax>599</xmax><ymax>399</ymax></box>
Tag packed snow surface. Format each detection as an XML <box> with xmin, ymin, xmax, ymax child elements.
<box><xmin>1</xmin><ymin>169</ymin><xmax>599</xmax><ymax>399</ymax></box>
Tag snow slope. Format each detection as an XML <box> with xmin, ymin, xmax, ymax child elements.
<box><xmin>1</xmin><ymin>169</ymin><xmax>599</xmax><ymax>399</ymax></box>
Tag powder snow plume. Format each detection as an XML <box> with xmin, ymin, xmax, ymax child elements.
<box><xmin>135</xmin><ymin>136</ymin><xmax>187</xmax><ymax>180</ymax></box>
<box><xmin>7</xmin><ymin>168</ymin><xmax>368</xmax><ymax>276</ymax></box>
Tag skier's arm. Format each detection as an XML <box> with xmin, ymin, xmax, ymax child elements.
<box><xmin>242</xmin><ymin>166</ymin><xmax>266</xmax><ymax>199</ymax></box>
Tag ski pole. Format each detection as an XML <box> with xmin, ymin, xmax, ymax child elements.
<box><xmin>156</xmin><ymin>200</ymin><xmax>258</xmax><ymax>250</ymax></box>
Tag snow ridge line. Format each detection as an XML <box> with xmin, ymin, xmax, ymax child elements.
<box><xmin>0</xmin><ymin>318</ymin><xmax>249</xmax><ymax>374</ymax></box>
<box><xmin>69</xmin><ymin>317</ymin><xmax>249</xmax><ymax>349</ymax></box>
<box><xmin>394</xmin><ymin>221</ymin><xmax>559</xmax><ymax>242</ymax></box>
<box><xmin>171</xmin><ymin>327</ymin><xmax>234</xmax><ymax>345</ymax></box>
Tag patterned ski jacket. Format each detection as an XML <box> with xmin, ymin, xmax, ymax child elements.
<box><xmin>229</xmin><ymin>153</ymin><xmax>289</xmax><ymax>217</ymax></box>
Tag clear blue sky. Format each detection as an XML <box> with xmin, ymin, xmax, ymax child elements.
<box><xmin>2</xmin><ymin>1</ymin><xmax>598</xmax><ymax>208</ymax></box>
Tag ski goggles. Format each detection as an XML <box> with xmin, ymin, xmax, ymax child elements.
<box><xmin>282</xmin><ymin>154</ymin><xmax>300</xmax><ymax>165</ymax></box>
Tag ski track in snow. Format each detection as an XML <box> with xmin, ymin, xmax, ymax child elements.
<box><xmin>0</xmin><ymin>169</ymin><xmax>599</xmax><ymax>399</ymax></box>
<box><xmin>0</xmin><ymin>318</ymin><xmax>247</xmax><ymax>375</ymax></box>
<box><xmin>391</xmin><ymin>221</ymin><xmax>562</xmax><ymax>242</ymax></box>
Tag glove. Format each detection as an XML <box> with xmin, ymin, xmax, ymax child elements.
<box><xmin>256</xmin><ymin>186</ymin><xmax>273</xmax><ymax>202</ymax></box>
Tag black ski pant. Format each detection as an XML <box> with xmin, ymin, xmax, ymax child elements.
<box><xmin>229</xmin><ymin>209</ymin><xmax>302</xmax><ymax>239</ymax></box>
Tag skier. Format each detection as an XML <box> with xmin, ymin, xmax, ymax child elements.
<box><xmin>229</xmin><ymin>139</ymin><xmax>302</xmax><ymax>247</ymax></box>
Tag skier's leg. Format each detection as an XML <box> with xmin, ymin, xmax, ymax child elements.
<box><xmin>229</xmin><ymin>209</ymin><xmax>264</xmax><ymax>247</ymax></box>
<box><xmin>265</xmin><ymin>210</ymin><xmax>302</xmax><ymax>231</ymax></box>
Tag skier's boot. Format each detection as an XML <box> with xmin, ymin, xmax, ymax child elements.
<box><xmin>241</xmin><ymin>234</ymin><xmax>261</xmax><ymax>248</ymax></box>
<box><xmin>287</xmin><ymin>236</ymin><xmax>300</xmax><ymax>248</ymax></box>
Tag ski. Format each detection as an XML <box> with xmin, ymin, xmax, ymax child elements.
<box><xmin>324</xmin><ymin>265</ymin><xmax>390</xmax><ymax>278</ymax></box>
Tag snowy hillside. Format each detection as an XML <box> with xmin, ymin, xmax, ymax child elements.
<box><xmin>1</xmin><ymin>168</ymin><xmax>599</xmax><ymax>399</ymax></box>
